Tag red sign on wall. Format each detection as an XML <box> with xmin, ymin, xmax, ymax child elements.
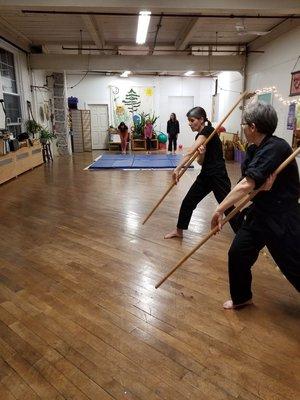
<box><xmin>290</xmin><ymin>71</ymin><xmax>300</xmax><ymax>96</ymax></box>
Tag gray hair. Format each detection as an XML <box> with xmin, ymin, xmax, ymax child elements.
<box><xmin>243</xmin><ymin>102</ymin><xmax>278</xmax><ymax>136</ymax></box>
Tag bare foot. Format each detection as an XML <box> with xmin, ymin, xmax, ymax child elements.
<box><xmin>164</xmin><ymin>229</ymin><xmax>183</xmax><ymax>239</ymax></box>
<box><xmin>223</xmin><ymin>299</ymin><xmax>253</xmax><ymax>310</ymax></box>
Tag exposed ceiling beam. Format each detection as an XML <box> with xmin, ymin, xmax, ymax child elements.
<box><xmin>29</xmin><ymin>53</ymin><xmax>245</xmax><ymax>72</ymax></box>
<box><xmin>81</xmin><ymin>15</ymin><xmax>105</xmax><ymax>51</ymax></box>
<box><xmin>175</xmin><ymin>18</ymin><xmax>201</xmax><ymax>50</ymax></box>
<box><xmin>0</xmin><ymin>0</ymin><xmax>300</xmax><ymax>14</ymax></box>
<box><xmin>248</xmin><ymin>18</ymin><xmax>300</xmax><ymax>51</ymax></box>
<box><xmin>0</xmin><ymin>16</ymin><xmax>31</xmax><ymax>49</ymax></box>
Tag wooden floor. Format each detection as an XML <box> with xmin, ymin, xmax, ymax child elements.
<box><xmin>0</xmin><ymin>151</ymin><xmax>299</xmax><ymax>400</ymax></box>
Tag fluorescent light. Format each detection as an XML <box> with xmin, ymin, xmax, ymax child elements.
<box><xmin>136</xmin><ymin>11</ymin><xmax>151</xmax><ymax>44</ymax></box>
<box><xmin>120</xmin><ymin>70</ymin><xmax>131</xmax><ymax>78</ymax></box>
<box><xmin>184</xmin><ymin>71</ymin><xmax>195</xmax><ymax>76</ymax></box>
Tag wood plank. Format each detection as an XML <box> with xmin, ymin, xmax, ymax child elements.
<box><xmin>0</xmin><ymin>152</ymin><xmax>299</xmax><ymax>400</ymax></box>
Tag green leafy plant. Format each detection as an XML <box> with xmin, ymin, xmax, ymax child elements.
<box><xmin>148</xmin><ymin>112</ymin><xmax>159</xmax><ymax>127</ymax></box>
<box><xmin>39</xmin><ymin>128</ymin><xmax>57</xmax><ymax>144</ymax></box>
<box><xmin>132</xmin><ymin>112</ymin><xmax>159</xmax><ymax>138</ymax></box>
<box><xmin>25</xmin><ymin>119</ymin><xmax>42</xmax><ymax>137</ymax></box>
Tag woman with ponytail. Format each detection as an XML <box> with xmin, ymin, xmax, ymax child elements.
<box><xmin>165</xmin><ymin>106</ymin><xmax>239</xmax><ymax>239</ymax></box>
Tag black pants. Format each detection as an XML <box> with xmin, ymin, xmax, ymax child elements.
<box><xmin>168</xmin><ymin>135</ymin><xmax>177</xmax><ymax>152</ymax></box>
<box><xmin>228</xmin><ymin>205</ymin><xmax>300</xmax><ymax>304</ymax></box>
<box><xmin>146</xmin><ymin>137</ymin><xmax>151</xmax><ymax>151</ymax></box>
<box><xmin>177</xmin><ymin>172</ymin><xmax>240</xmax><ymax>233</ymax></box>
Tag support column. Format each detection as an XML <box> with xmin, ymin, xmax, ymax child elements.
<box><xmin>53</xmin><ymin>72</ymin><xmax>71</xmax><ymax>155</ymax></box>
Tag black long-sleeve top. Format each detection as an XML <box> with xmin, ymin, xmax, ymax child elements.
<box><xmin>167</xmin><ymin>120</ymin><xmax>180</xmax><ymax>136</ymax></box>
<box><xmin>242</xmin><ymin>135</ymin><xmax>299</xmax><ymax>212</ymax></box>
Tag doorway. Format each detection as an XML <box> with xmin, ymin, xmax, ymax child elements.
<box><xmin>89</xmin><ymin>104</ymin><xmax>109</xmax><ymax>149</ymax></box>
<box><xmin>167</xmin><ymin>96</ymin><xmax>194</xmax><ymax>150</ymax></box>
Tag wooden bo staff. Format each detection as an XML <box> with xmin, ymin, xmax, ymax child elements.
<box><xmin>155</xmin><ymin>146</ymin><xmax>300</xmax><ymax>289</ymax></box>
<box><xmin>142</xmin><ymin>91</ymin><xmax>249</xmax><ymax>225</ymax></box>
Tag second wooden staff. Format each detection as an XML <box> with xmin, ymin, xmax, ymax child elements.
<box><xmin>155</xmin><ymin>146</ymin><xmax>300</xmax><ymax>289</ymax></box>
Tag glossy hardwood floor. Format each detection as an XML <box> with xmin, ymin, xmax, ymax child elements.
<box><xmin>0</xmin><ymin>151</ymin><xmax>299</xmax><ymax>400</ymax></box>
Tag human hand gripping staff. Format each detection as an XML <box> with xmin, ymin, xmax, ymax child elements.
<box><xmin>142</xmin><ymin>91</ymin><xmax>249</xmax><ymax>225</ymax></box>
<box><xmin>172</xmin><ymin>144</ymin><xmax>206</xmax><ymax>184</ymax></box>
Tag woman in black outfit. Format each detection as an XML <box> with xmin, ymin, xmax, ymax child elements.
<box><xmin>165</xmin><ymin>106</ymin><xmax>239</xmax><ymax>239</ymax></box>
<box><xmin>211</xmin><ymin>102</ymin><xmax>300</xmax><ymax>309</ymax></box>
<box><xmin>167</xmin><ymin>113</ymin><xmax>180</xmax><ymax>154</ymax></box>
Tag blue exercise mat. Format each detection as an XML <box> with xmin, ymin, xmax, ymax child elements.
<box><xmin>88</xmin><ymin>154</ymin><xmax>193</xmax><ymax>170</ymax></box>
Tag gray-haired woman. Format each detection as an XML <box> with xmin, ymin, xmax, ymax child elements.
<box><xmin>211</xmin><ymin>102</ymin><xmax>300</xmax><ymax>309</ymax></box>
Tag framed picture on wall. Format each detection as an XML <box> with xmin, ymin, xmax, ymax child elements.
<box><xmin>257</xmin><ymin>92</ymin><xmax>272</xmax><ymax>104</ymax></box>
<box><xmin>290</xmin><ymin>70</ymin><xmax>300</xmax><ymax>96</ymax></box>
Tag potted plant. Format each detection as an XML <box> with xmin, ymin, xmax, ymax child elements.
<box><xmin>25</xmin><ymin>119</ymin><xmax>42</xmax><ymax>138</ymax></box>
<box><xmin>132</xmin><ymin>112</ymin><xmax>159</xmax><ymax>139</ymax></box>
<box><xmin>39</xmin><ymin>128</ymin><xmax>57</xmax><ymax>144</ymax></box>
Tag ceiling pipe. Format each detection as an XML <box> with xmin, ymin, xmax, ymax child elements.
<box><xmin>22</xmin><ymin>10</ymin><xmax>300</xmax><ymax>19</ymax></box>
<box><xmin>61</xmin><ymin>46</ymin><xmax>264</xmax><ymax>54</ymax></box>
<box><xmin>149</xmin><ymin>13</ymin><xmax>163</xmax><ymax>55</ymax></box>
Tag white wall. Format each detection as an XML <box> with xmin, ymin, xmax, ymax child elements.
<box><xmin>216</xmin><ymin>71</ymin><xmax>244</xmax><ymax>134</ymax></box>
<box><xmin>215</xmin><ymin>27</ymin><xmax>300</xmax><ymax>142</ymax></box>
<box><xmin>215</xmin><ymin>27</ymin><xmax>300</xmax><ymax>169</ymax></box>
<box><xmin>66</xmin><ymin>74</ymin><xmax>215</xmax><ymax>150</ymax></box>
<box><xmin>247</xmin><ymin>27</ymin><xmax>300</xmax><ymax>146</ymax></box>
<box><xmin>247</xmin><ymin>26</ymin><xmax>300</xmax><ymax>169</ymax></box>
<box><xmin>31</xmin><ymin>69</ymin><xmax>56</xmax><ymax>154</ymax></box>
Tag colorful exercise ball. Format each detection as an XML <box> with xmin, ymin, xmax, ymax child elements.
<box><xmin>217</xmin><ymin>125</ymin><xmax>226</xmax><ymax>133</ymax></box>
<box><xmin>157</xmin><ymin>132</ymin><xmax>168</xmax><ymax>143</ymax></box>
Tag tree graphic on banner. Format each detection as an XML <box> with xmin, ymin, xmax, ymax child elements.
<box><xmin>122</xmin><ymin>89</ymin><xmax>141</xmax><ymax>114</ymax></box>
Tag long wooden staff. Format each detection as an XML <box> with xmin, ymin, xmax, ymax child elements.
<box><xmin>142</xmin><ymin>91</ymin><xmax>249</xmax><ymax>225</ymax></box>
<box><xmin>155</xmin><ymin>146</ymin><xmax>300</xmax><ymax>289</ymax></box>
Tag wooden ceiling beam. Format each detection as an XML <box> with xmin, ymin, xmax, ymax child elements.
<box><xmin>175</xmin><ymin>18</ymin><xmax>201</xmax><ymax>50</ymax></box>
<box><xmin>81</xmin><ymin>15</ymin><xmax>105</xmax><ymax>51</ymax></box>
<box><xmin>248</xmin><ymin>18</ymin><xmax>300</xmax><ymax>51</ymax></box>
<box><xmin>30</xmin><ymin>53</ymin><xmax>245</xmax><ymax>72</ymax></box>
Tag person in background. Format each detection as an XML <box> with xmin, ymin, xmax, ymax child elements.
<box><xmin>118</xmin><ymin>122</ymin><xmax>129</xmax><ymax>154</ymax></box>
<box><xmin>144</xmin><ymin>119</ymin><xmax>154</xmax><ymax>154</ymax></box>
<box><xmin>164</xmin><ymin>106</ymin><xmax>240</xmax><ymax>239</ymax></box>
<box><xmin>211</xmin><ymin>102</ymin><xmax>300</xmax><ymax>309</ymax></box>
<box><xmin>167</xmin><ymin>113</ymin><xmax>180</xmax><ymax>154</ymax></box>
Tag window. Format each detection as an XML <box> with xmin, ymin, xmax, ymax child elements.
<box><xmin>0</xmin><ymin>48</ymin><xmax>22</xmax><ymax>135</ymax></box>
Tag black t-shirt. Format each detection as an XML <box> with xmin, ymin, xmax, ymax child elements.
<box><xmin>242</xmin><ymin>135</ymin><xmax>300</xmax><ymax>212</ymax></box>
<box><xmin>196</xmin><ymin>125</ymin><xmax>226</xmax><ymax>175</ymax></box>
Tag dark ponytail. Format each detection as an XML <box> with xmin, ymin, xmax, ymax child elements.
<box><xmin>186</xmin><ymin>106</ymin><xmax>211</xmax><ymax>126</ymax></box>
<box><xmin>205</xmin><ymin>118</ymin><xmax>212</xmax><ymax>127</ymax></box>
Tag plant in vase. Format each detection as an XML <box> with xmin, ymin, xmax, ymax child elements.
<box><xmin>25</xmin><ymin>119</ymin><xmax>42</xmax><ymax>138</ymax></box>
<box><xmin>133</xmin><ymin>112</ymin><xmax>159</xmax><ymax>139</ymax></box>
<box><xmin>39</xmin><ymin>128</ymin><xmax>57</xmax><ymax>144</ymax></box>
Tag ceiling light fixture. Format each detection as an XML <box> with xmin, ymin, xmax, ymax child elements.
<box><xmin>136</xmin><ymin>11</ymin><xmax>151</xmax><ymax>44</ymax></box>
<box><xmin>120</xmin><ymin>70</ymin><xmax>131</xmax><ymax>78</ymax></box>
<box><xmin>184</xmin><ymin>71</ymin><xmax>195</xmax><ymax>76</ymax></box>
